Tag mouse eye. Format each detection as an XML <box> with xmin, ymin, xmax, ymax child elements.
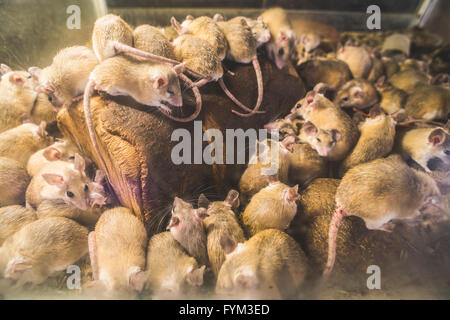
<box><xmin>278</xmin><ymin>48</ymin><xmax>285</xmax><ymax>56</ymax></box>
<box><xmin>295</xmin><ymin>103</ymin><xmax>301</xmax><ymax>109</ymax></box>
<box><xmin>316</xmin><ymin>138</ymin><xmax>321</xmax><ymax>143</ymax></box>
<box><xmin>445</xmin><ymin>150</ymin><xmax>450</xmax><ymax>155</ymax></box>
<box><xmin>68</xmin><ymin>156</ymin><xmax>75</xmax><ymax>161</ymax></box>
<box><xmin>167</xmin><ymin>89</ymin><xmax>174</xmax><ymax>96</ymax></box>
<box><xmin>66</xmin><ymin>191</ymin><xmax>74</xmax><ymax>198</ymax></box>
<box><xmin>342</xmin><ymin>96</ymin><xmax>349</xmax><ymax>102</ymax></box>
<box><xmin>84</xmin><ymin>184</ymin><xmax>89</xmax><ymax>191</ymax></box>
<box><xmin>48</xmin><ymin>96</ymin><xmax>53</xmax><ymax>102</ymax></box>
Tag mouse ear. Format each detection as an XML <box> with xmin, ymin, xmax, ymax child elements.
<box><xmin>225</xmin><ymin>189</ymin><xmax>240</xmax><ymax>209</ymax></box>
<box><xmin>185</xmin><ymin>15</ymin><xmax>194</xmax><ymax>21</ymax></box>
<box><xmin>186</xmin><ymin>265</ymin><xmax>205</xmax><ymax>287</ymax></box>
<box><xmin>281</xmin><ymin>135</ymin><xmax>295</xmax><ymax>153</ymax></box>
<box><xmin>376</xmin><ymin>75</ymin><xmax>386</xmax><ymax>88</ymax></box>
<box><xmin>37</xmin><ymin>121</ymin><xmax>47</xmax><ymax>138</ymax></box>
<box><xmin>428</xmin><ymin>128</ymin><xmax>446</xmax><ymax>146</ymax></box>
<box><xmin>351</xmin><ymin>86</ymin><xmax>364</xmax><ymax>98</ymax></box>
<box><xmin>9</xmin><ymin>72</ymin><xmax>25</xmax><ymax>86</ymax></box>
<box><xmin>28</xmin><ymin>67</ymin><xmax>42</xmax><ymax>80</ymax></box>
<box><xmin>74</xmin><ymin>153</ymin><xmax>86</xmax><ymax>174</ymax></box>
<box><xmin>240</xmin><ymin>18</ymin><xmax>248</xmax><ymax>27</ymax></box>
<box><xmin>213</xmin><ymin>13</ymin><xmax>224</xmax><ymax>22</ymax></box>
<box><xmin>331</xmin><ymin>129</ymin><xmax>342</xmax><ymax>142</ymax></box>
<box><xmin>43</xmin><ymin>147</ymin><xmax>62</xmax><ymax>161</ymax></box>
<box><xmin>170</xmin><ymin>16</ymin><xmax>182</xmax><ymax>34</ymax></box>
<box><xmin>302</xmin><ymin>121</ymin><xmax>318</xmax><ymax>136</ymax></box>
<box><xmin>42</xmin><ymin>173</ymin><xmax>65</xmax><ymax>188</ymax></box>
<box><xmin>153</xmin><ymin>76</ymin><xmax>168</xmax><ymax>89</ymax></box>
<box><xmin>278</xmin><ymin>30</ymin><xmax>289</xmax><ymax>43</ymax></box>
<box><xmin>0</xmin><ymin>64</ymin><xmax>12</xmax><ymax>75</ymax></box>
<box><xmin>257</xmin><ymin>15</ymin><xmax>263</xmax><ymax>22</ymax></box>
<box><xmin>220</xmin><ymin>234</ymin><xmax>237</xmax><ymax>255</ymax></box>
<box><xmin>195</xmin><ymin>207</ymin><xmax>209</xmax><ymax>221</ymax></box>
<box><xmin>197</xmin><ymin>193</ymin><xmax>210</xmax><ymax>209</ymax></box>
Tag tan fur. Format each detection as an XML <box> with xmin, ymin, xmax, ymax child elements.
<box><xmin>339</xmin><ymin>113</ymin><xmax>396</xmax><ymax>176</ymax></box>
<box><xmin>378</xmin><ymin>84</ymin><xmax>407</xmax><ymax>114</ymax></box>
<box><xmin>336</xmin><ymin>155</ymin><xmax>441</xmax><ymax>229</ymax></box>
<box><xmin>0</xmin><ymin>205</ymin><xmax>37</xmax><ymax>246</ymax></box>
<box><xmin>287</xmin><ymin>143</ymin><xmax>328</xmax><ymax>186</ymax></box>
<box><xmin>29</xmin><ymin>93</ymin><xmax>57</xmax><ymax>125</ymax></box>
<box><xmin>336</xmin><ymin>45</ymin><xmax>373</xmax><ymax>79</ymax></box>
<box><xmin>133</xmin><ymin>24</ymin><xmax>177</xmax><ymax>60</ymax></box>
<box><xmin>297</xmin><ymin>58</ymin><xmax>352</xmax><ymax>90</ymax></box>
<box><xmin>242</xmin><ymin>182</ymin><xmax>299</xmax><ymax>236</ymax></box>
<box><xmin>145</xmin><ymin>231</ymin><xmax>204</xmax><ymax>299</ymax></box>
<box><xmin>335</xmin><ymin>79</ymin><xmax>379</xmax><ymax>110</ymax></box>
<box><xmin>0</xmin><ymin>123</ymin><xmax>52</xmax><ymax>166</ymax></box>
<box><xmin>172</xmin><ymin>34</ymin><xmax>223</xmax><ymax>79</ymax></box>
<box><xmin>217</xmin><ymin>20</ymin><xmax>256</xmax><ymax>63</ymax></box>
<box><xmin>216</xmin><ymin>229</ymin><xmax>307</xmax><ymax>299</ymax></box>
<box><xmin>0</xmin><ymin>157</ymin><xmax>30</xmax><ymax>207</ymax></box>
<box><xmin>404</xmin><ymin>85</ymin><xmax>450</xmax><ymax>121</ymax></box>
<box><xmin>0</xmin><ymin>217</ymin><xmax>88</xmax><ymax>286</ymax></box>
<box><xmin>388</xmin><ymin>68</ymin><xmax>430</xmax><ymax>94</ymax></box>
<box><xmin>93</xmin><ymin>207</ymin><xmax>147</xmax><ymax>295</ymax></box>
<box><xmin>297</xmin><ymin>94</ymin><xmax>359</xmax><ymax>161</ymax></box>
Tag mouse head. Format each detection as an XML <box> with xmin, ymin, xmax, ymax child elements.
<box><xmin>335</xmin><ymin>80</ymin><xmax>372</xmax><ymax>109</ymax></box>
<box><xmin>167</xmin><ymin>197</ymin><xmax>209</xmax><ymax>235</ymax></box>
<box><xmin>300</xmin><ymin>121</ymin><xmax>341</xmax><ymax>157</ymax></box>
<box><xmin>282</xmin><ymin>184</ymin><xmax>301</xmax><ymax>205</ymax></box>
<box><xmin>249</xmin><ymin>16</ymin><xmax>271</xmax><ymax>47</ymax></box>
<box><xmin>427</xmin><ymin>128</ymin><xmax>450</xmax><ymax>165</ymax></box>
<box><xmin>170</xmin><ymin>16</ymin><xmax>192</xmax><ymax>35</ymax></box>
<box><xmin>1</xmin><ymin>65</ymin><xmax>37</xmax><ymax>91</ymax></box>
<box><xmin>359</xmin><ymin>105</ymin><xmax>390</xmax><ymax>128</ymax></box>
<box><xmin>142</xmin><ymin>64</ymin><xmax>183</xmax><ymax>109</ymax></box>
<box><xmin>264</xmin><ymin>118</ymin><xmax>299</xmax><ymax>140</ymax></box>
<box><xmin>270</xmin><ymin>28</ymin><xmax>296</xmax><ymax>70</ymax></box>
<box><xmin>41</xmin><ymin>154</ymin><xmax>90</xmax><ymax>211</ymax></box>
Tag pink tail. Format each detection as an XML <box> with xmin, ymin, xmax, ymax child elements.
<box><xmin>160</xmin><ymin>73</ymin><xmax>202</xmax><ymax>122</ymax></box>
<box><xmin>231</xmin><ymin>57</ymin><xmax>264</xmax><ymax>117</ymax></box>
<box><xmin>83</xmin><ymin>79</ymin><xmax>111</xmax><ymax>185</ymax></box>
<box><xmin>88</xmin><ymin>231</ymin><xmax>99</xmax><ymax>280</ymax></box>
<box><xmin>113</xmin><ymin>41</ymin><xmax>204</xmax><ymax>79</ymax></box>
<box><xmin>323</xmin><ymin>207</ymin><xmax>346</xmax><ymax>279</ymax></box>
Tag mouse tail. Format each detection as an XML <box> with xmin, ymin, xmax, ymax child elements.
<box><xmin>159</xmin><ymin>73</ymin><xmax>202</xmax><ymax>122</ymax></box>
<box><xmin>88</xmin><ymin>231</ymin><xmax>99</xmax><ymax>280</ymax></box>
<box><xmin>83</xmin><ymin>78</ymin><xmax>111</xmax><ymax>185</ymax></box>
<box><xmin>323</xmin><ymin>206</ymin><xmax>346</xmax><ymax>279</ymax></box>
<box><xmin>230</xmin><ymin>57</ymin><xmax>265</xmax><ymax>117</ymax></box>
<box><xmin>218</xmin><ymin>77</ymin><xmax>265</xmax><ymax>117</ymax></box>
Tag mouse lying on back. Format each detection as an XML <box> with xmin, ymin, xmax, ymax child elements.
<box><xmin>323</xmin><ymin>155</ymin><xmax>443</xmax><ymax>278</ymax></box>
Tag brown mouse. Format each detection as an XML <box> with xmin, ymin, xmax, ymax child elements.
<box><xmin>0</xmin><ymin>157</ymin><xmax>30</xmax><ymax>207</ymax></box>
<box><xmin>145</xmin><ymin>231</ymin><xmax>205</xmax><ymax>299</ymax></box>
<box><xmin>242</xmin><ymin>174</ymin><xmax>300</xmax><ymax>237</ymax></box>
<box><xmin>323</xmin><ymin>155</ymin><xmax>443</xmax><ymax>278</ymax></box>
<box><xmin>26</xmin><ymin>154</ymin><xmax>91</xmax><ymax>211</ymax></box>
<box><xmin>404</xmin><ymin>84</ymin><xmax>449</xmax><ymax>121</ymax></box>
<box><xmin>239</xmin><ymin>136</ymin><xmax>295</xmax><ymax>207</ymax></box>
<box><xmin>0</xmin><ymin>205</ymin><xmax>37</xmax><ymax>246</ymax></box>
<box><xmin>293</xmin><ymin>93</ymin><xmax>359</xmax><ymax>161</ymax></box>
<box><xmin>298</xmin><ymin>120</ymin><xmax>342</xmax><ymax>158</ymax></box>
<box><xmin>216</xmin><ymin>229</ymin><xmax>307</xmax><ymax>299</ymax></box>
<box><xmin>0</xmin><ymin>122</ymin><xmax>52</xmax><ymax>167</ymax></box>
<box><xmin>0</xmin><ymin>217</ymin><xmax>88</xmax><ymax>287</ymax></box>
<box><xmin>296</xmin><ymin>58</ymin><xmax>353</xmax><ymax>90</ymax></box>
<box><xmin>375</xmin><ymin>76</ymin><xmax>407</xmax><ymax>115</ymax></box>
<box><xmin>227</xmin><ymin>15</ymin><xmax>271</xmax><ymax>48</ymax></box>
<box><xmin>30</xmin><ymin>46</ymin><xmax>98</xmax><ymax>109</ymax></box>
<box><xmin>260</xmin><ymin>7</ymin><xmax>297</xmax><ymax>70</ymax></box>
<box><xmin>287</xmin><ymin>142</ymin><xmax>328</xmax><ymax>187</ymax></box>
<box><xmin>388</xmin><ymin>68</ymin><xmax>430</xmax><ymax>94</ymax></box>
<box><xmin>334</xmin><ymin>79</ymin><xmax>380</xmax><ymax>110</ymax></box>
<box><xmin>167</xmin><ymin>197</ymin><xmax>209</xmax><ymax>266</ymax></box>
<box><xmin>197</xmin><ymin>190</ymin><xmax>245</xmax><ymax>277</ymax></box>
<box><xmin>339</xmin><ymin>106</ymin><xmax>396</xmax><ymax>176</ymax></box>
<box><xmin>396</xmin><ymin>126</ymin><xmax>449</xmax><ymax>172</ymax></box>
<box><xmin>85</xmin><ymin>207</ymin><xmax>148</xmax><ymax>299</ymax></box>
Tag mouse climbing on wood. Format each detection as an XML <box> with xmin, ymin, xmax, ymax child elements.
<box><xmin>171</xmin><ymin>15</ymin><xmax>265</xmax><ymax>117</ymax></box>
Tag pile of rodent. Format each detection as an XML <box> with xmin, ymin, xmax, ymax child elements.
<box><xmin>0</xmin><ymin>7</ymin><xmax>449</xmax><ymax>299</ymax></box>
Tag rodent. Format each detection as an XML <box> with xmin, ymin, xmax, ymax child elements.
<box><xmin>167</xmin><ymin>197</ymin><xmax>209</xmax><ymax>267</ymax></box>
<box><xmin>0</xmin><ymin>205</ymin><xmax>37</xmax><ymax>246</ymax></box>
<box><xmin>238</xmin><ymin>136</ymin><xmax>295</xmax><ymax>207</ymax></box>
<box><xmin>388</xmin><ymin>68</ymin><xmax>430</xmax><ymax>94</ymax></box>
<box><xmin>145</xmin><ymin>231</ymin><xmax>205</xmax><ymax>299</ymax></box>
<box><xmin>338</xmin><ymin>106</ymin><xmax>396</xmax><ymax>176</ymax></box>
<box><xmin>0</xmin><ymin>122</ymin><xmax>52</xmax><ymax>166</ymax></box>
<box><xmin>0</xmin><ymin>157</ymin><xmax>30</xmax><ymax>207</ymax></box>
<box><xmin>292</xmin><ymin>93</ymin><xmax>359</xmax><ymax>161</ymax></box>
<box><xmin>216</xmin><ymin>229</ymin><xmax>307</xmax><ymax>299</ymax></box>
<box><xmin>336</xmin><ymin>43</ymin><xmax>373</xmax><ymax>79</ymax></box>
<box><xmin>242</xmin><ymin>174</ymin><xmax>300</xmax><ymax>237</ymax></box>
<box><xmin>296</xmin><ymin>58</ymin><xmax>352</xmax><ymax>90</ymax></box>
<box><xmin>375</xmin><ymin>76</ymin><xmax>407</xmax><ymax>115</ymax></box>
<box><xmin>0</xmin><ymin>217</ymin><xmax>88</xmax><ymax>287</ymax></box>
<box><xmin>27</xmin><ymin>139</ymin><xmax>79</xmax><ymax>177</ymax></box>
<box><xmin>227</xmin><ymin>15</ymin><xmax>271</xmax><ymax>48</ymax></box>
<box><xmin>323</xmin><ymin>155</ymin><xmax>442</xmax><ymax>277</ymax></box>
<box><xmin>198</xmin><ymin>190</ymin><xmax>245</xmax><ymax>277</ymax></box>
<box><xmin>31</xmin><ymin>46</ymin><xmax>98</xmax><ymax>109</ymax></box>
<box><xmin>396</xmin><ymin>126</ymin><xmax>449</xmax><ymax>172</ymax></box>
<box><xmin>260</xmin><ymin>7</ymin><xmax>297</xmax><ymax>70</ymax></box>
<box><xmin>334</xmin><ymin>79</ymin><xmax>380</xmax><ymax>110</ymax></box>
<box><xmin>25</xmin><ymin>154</ymin><xmax>91</xmax><ymax>211</ymax></box>
<box><xmin>298</xmin><ymin>120</ymin><xmax>342</xmax><ymax>158</ymax></box>
<box><xmin>85</xmin><ymin>207</ymin><xmax>147</xmax><ymax>298</ymax></box>
<box><xmin>404</xmin><ymin>84</ymin><xmax>449</xmax><ymax>121</ymax></box>
<box><xmin>287</xmin><ymin>142</ymin><xmax>328</xmax><ymax>187</ymax></box>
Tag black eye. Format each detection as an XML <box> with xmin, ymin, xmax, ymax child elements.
<box><xmin>296</xmin><ymin>103</ymin><xmax>301</xmax><ymax>109</ymax></box>
<box><xmin>84</xmin><ymin>184</ymin><xmax>89</xmax><ymax>191</ymax></box>
<box><xmin>167</xmin><ymin>89</ymin><xmax>174</xmax><ymax>96</ymax></box>
<box><xmin>68</xmin><ymin>156</ymin><xmax>75</xmax><ymax>160</ymax></box>
<box><xmin>278</xmin><ymin>48</ymin><xmax>285</xmax><ymax>56</ymax></box>
<box><xmin>66</xmin><ymin>191</ymin><xmax>74</xmax><ymax>198</ymax></box>
<box><xmin>445</xmin><ymin>150</ymin><xmax>450</xmax><ymax>155</ymax></box>
<box><xmin>342</xmin><ymin>96</ymin><xmax>349</xmax><ymax>102</ymax></box>
<box><xmin>317</xmin><ymin>138</ymin><xmax>321</xmax><ymax>143</ymax></box>
<box><xmin>48</xmin><ymin>96</ymin><xmax>52</xmax><ymax>102</ymax></box>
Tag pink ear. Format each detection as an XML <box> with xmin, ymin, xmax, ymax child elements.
<box><xmin>74</xmin><ymin>153</ymin><xmax>86</xmax><ymax>174</ymax></box>
<box><xmin>428</xmin><ymin>129</ymin><xmax>445</xmax><ymax>146</ymax></box>
<box><xmin>153</xmin><ymin>76</ymin><xmax>168</xmax><ymax>89</ymax></box>
<box><xmin>10</xmin><ymin>73</ymin><xmax>24</xmax><ymax>85</ymax></box>
<box><xmin>332</xmin><ymin>129</ymin><xmax>341</xmax><ymax>142</ymax></box>
<box><xmin>42</xmin><ymin>173</ymin><xmax>65</xmax><ymax>188</ymax></box>
<box><xmin>279</xmin><ymin>30</ymin><xmax>288</xmax><ymax>42</ymax></box>
<box><xmin>225</xmin><ymin>189</ymin><xmax>240</xmax><ymax>209</ymax></box>
<box><xmin>195</xmin><ymin>207</ymin><xmax>209</xmax><ymax>221</ymax></box>
<box><xmin>303</xmin><ymin>121</ymin><xmax>318</xmax><ymax>136</ymax></box>
<box><xmin>0</xmin><ymin>64</ymin><xmax>12</xmax><ymax>75</ymax></box>
<box><xmin>197</xmin><ymin>193</ymin><xmax>211</xmax><ymax>208</ymax></box>
<box><xmin>37</xmin><ymin>121</ymin><xmax>47</xmax><ymax>138</ymax></box>
<box><xmin>43</xmin><ymin>147</ymin><xmax>62</xmax><ymax>161</ymax></box>
<box><xmin>220</xmin><ymin>234</ymin><xmax>237</xmax><ymax>255</ymax></box>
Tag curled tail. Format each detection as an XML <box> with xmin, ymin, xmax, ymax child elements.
<box><xmin>323</xmin><ymin>206</ymin><xmax>346</xmax><ymax>279</ymax></box>
<box><xmin>83</xmin><ymin>78</ymin><xmax>110</xmax><ymax>185</ymax></box>
<box><xmin>161</xmin><ymin>73</ymin><xmax>202</xmax><ymax>122</ymax></box>
<box><xmin>231</xmin><ymin>57</ymin><xmax>264</xmax><ymax>117</ymax></box>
